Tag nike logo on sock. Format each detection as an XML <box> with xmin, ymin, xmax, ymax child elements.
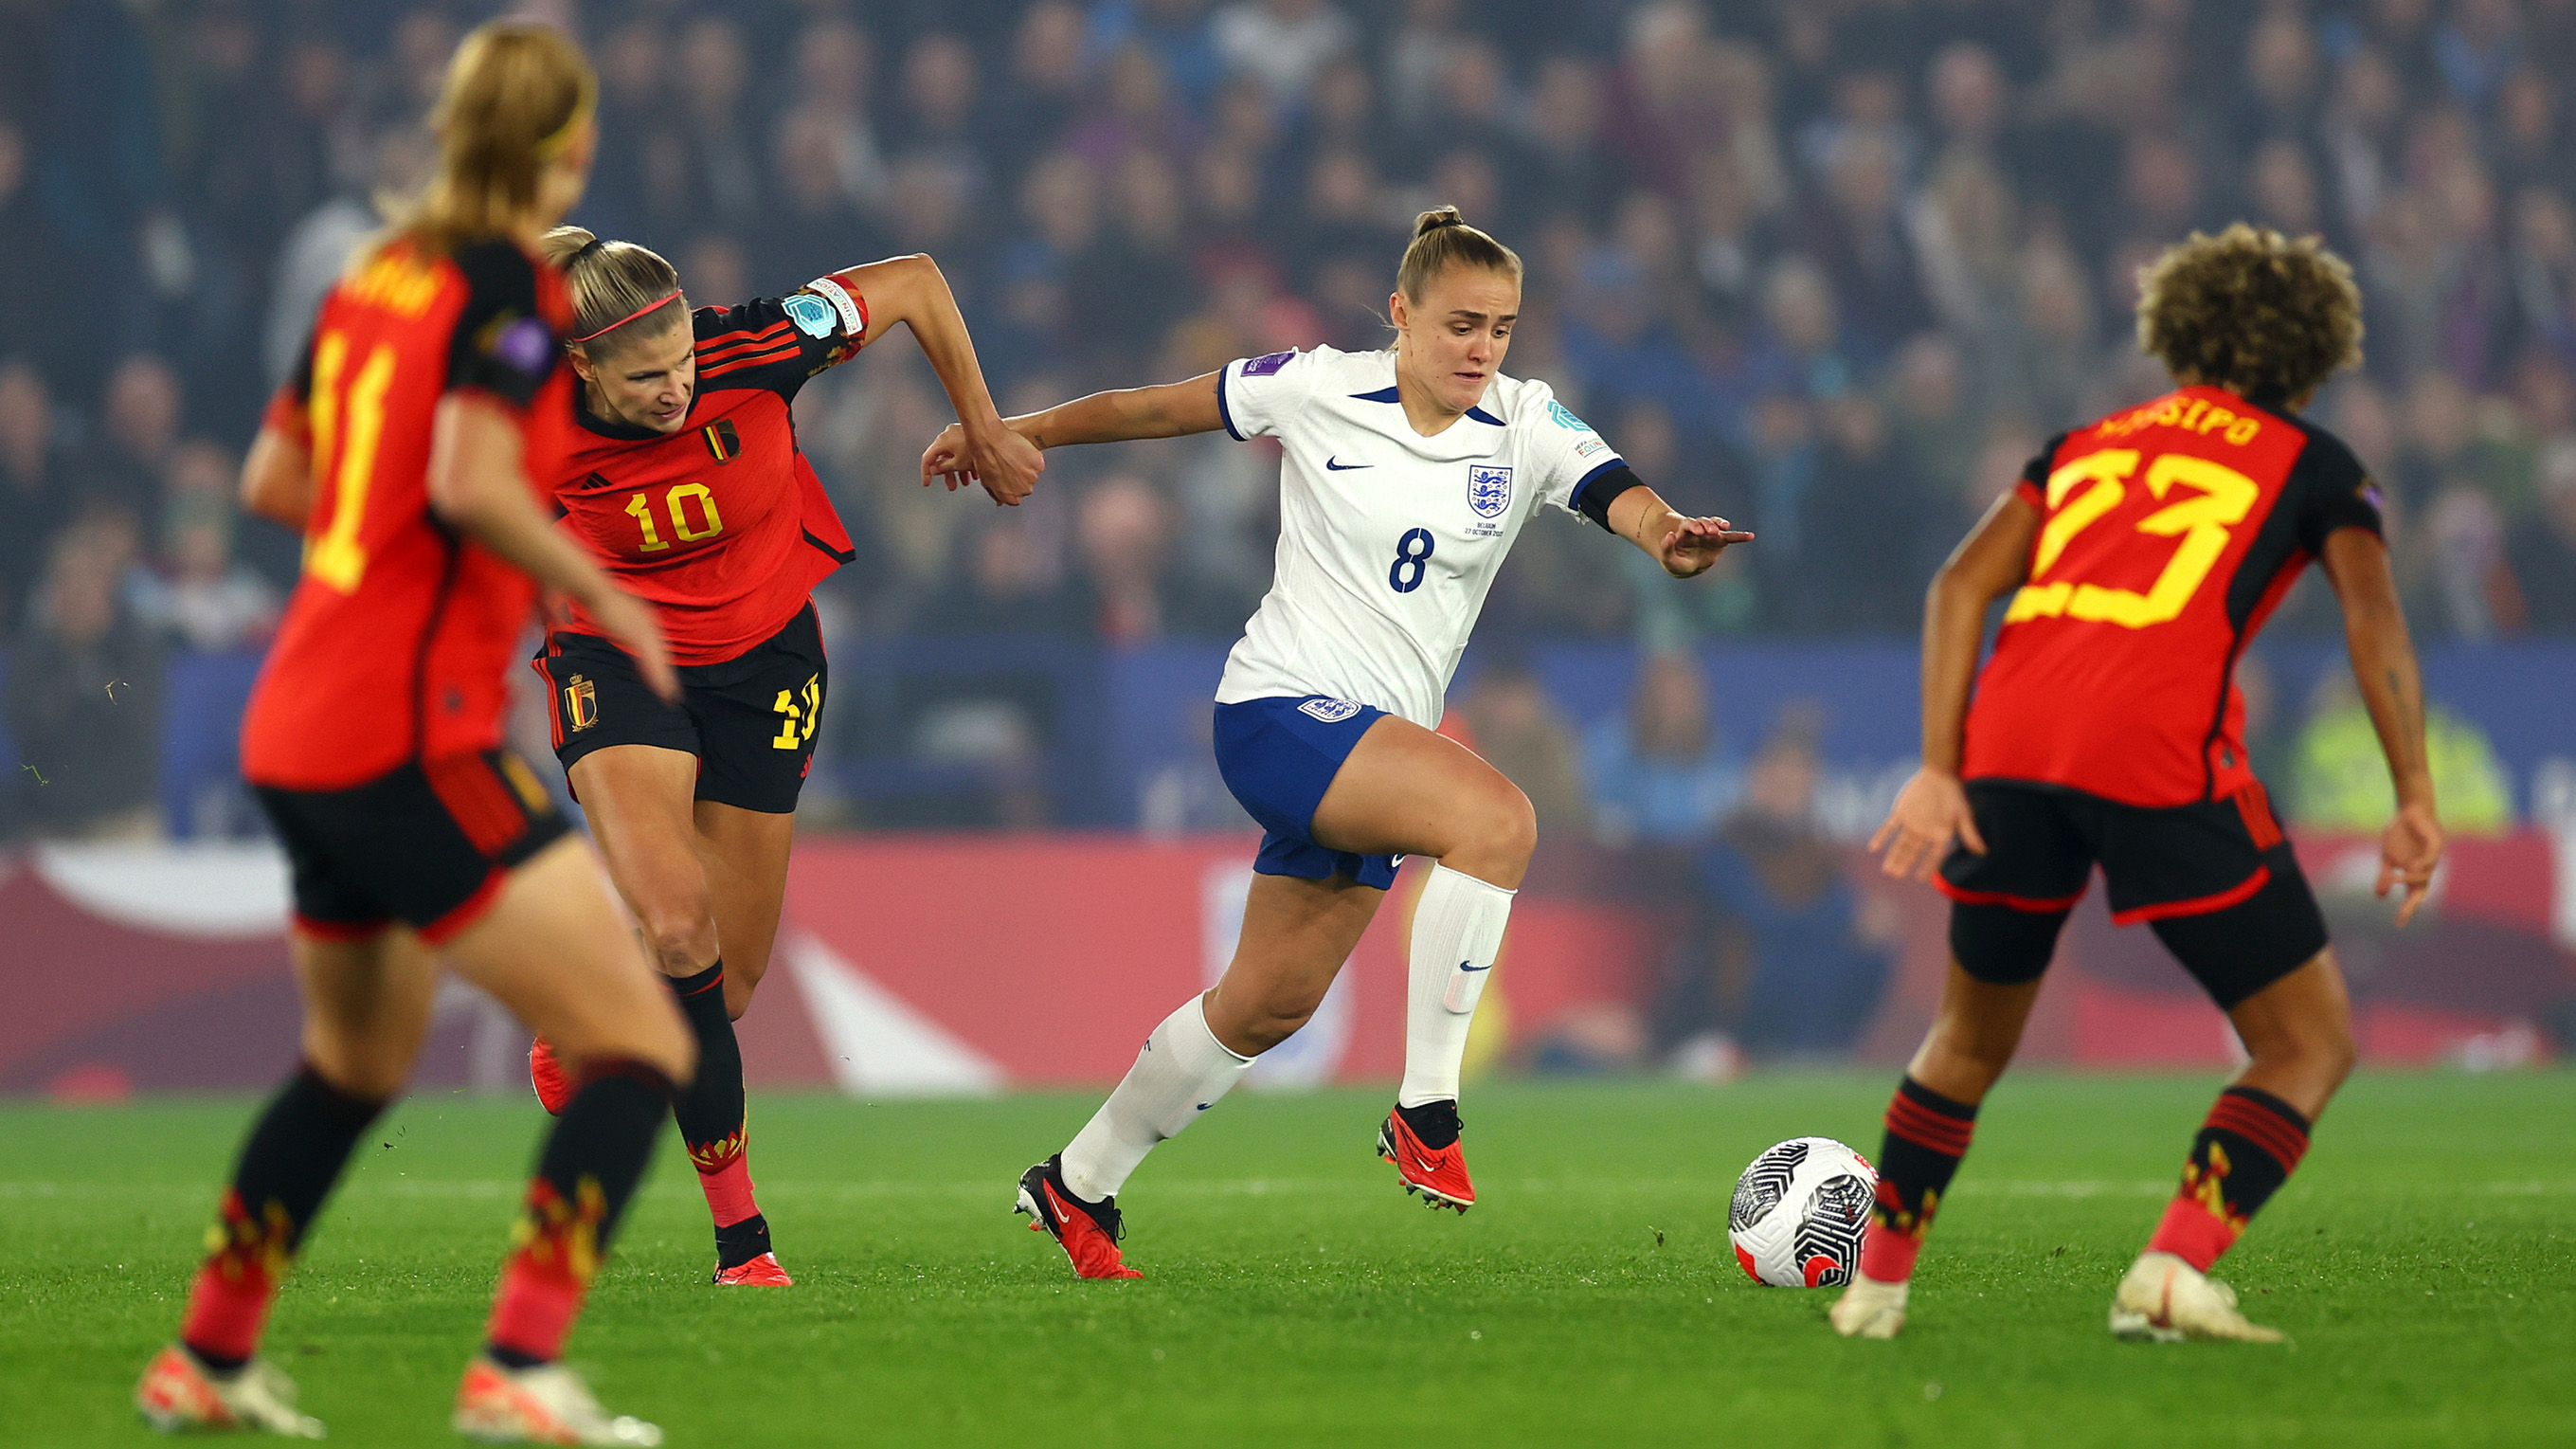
<box><xmin>1324</xmin><ymin>456</ymin><xmax>1371</xmax><ymax>470</ymax></box>
<box><xmin>1457</xmin><ymin>961</ymin><xmax>1490</xmax><ymax>972</ymax></box>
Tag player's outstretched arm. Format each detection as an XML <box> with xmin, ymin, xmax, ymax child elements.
<box><xmin>2319</xmin><ymin>526</ymin><xmax>2443</xmax><ymax>925</ymax></box>
<box><xmin>1602</xmin><ymin>485</ymin><xmax>1753</xmax><ymax>577</ymax></box>
<box><xmin>839</xmin><ymin>254</ymin><xmax>1043</xmax><ymax>507</ymax></box>
<box><xmin>1870</xmin><ymin>489</ymin><xmax>2040</xmax><ymax>880</ymax></box>
<box><xmin>920</xmin><ymin>371</ymin><xmax>1227</xmax><ymax>488</ymax></box>
<box><xmin>426</xmin><ymin>392</ymin><xmax>678</xmax><ymax>702</ymax></box>
<box><xmin>240</xmin><ymin>425</ymin><xmax>315</xmax><ymax>529</ymax></box>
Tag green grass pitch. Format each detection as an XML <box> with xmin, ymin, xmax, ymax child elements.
<box><xmin>3</xmin><ymin>1072</ymin><xmax>2568</xmax><ymax>1447</ymax></box>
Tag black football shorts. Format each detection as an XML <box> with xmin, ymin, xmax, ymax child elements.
<box><xmin>1937</xmin><ymin>779</ymin><xmax>2328</xmax><ymax>1009</ymax></box>
<box><xmin>535</xmin><ymin>603</ymin><xmax>827</xmax><ymax>815</ymax></box>
<box><xmin>256</xmin><ymin>750</ymin><xmax>572</xmax><ymax>945</ymax></box>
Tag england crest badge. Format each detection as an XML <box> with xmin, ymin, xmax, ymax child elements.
<box><xmin>1468</xmin><ymin>464</ymin><xmax>1513</xmax><ymax>519</ymax></box>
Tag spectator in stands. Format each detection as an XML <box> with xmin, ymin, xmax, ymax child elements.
<box><xmin>1585</xmin><ymin>650</ymin><xmax>1740</xmax><ymax>845</ymax></box>
<box><xmin>81</xmin><ymin>355</ymin><xmax>184</xmax><ymax>520</ymax></box>
<box><xmin>0</xmin><ymin>122</ymin><xmax>62</xmax><ymax>386</ymax></box>
<box><xmin>131</xmin><ymin>441</ymin><xmax>277</xmax><ymax>653</ymax></box>
<box><xmin>1090</xmin><ymin>0</ymin><xmax>1224</xmax><ymax>108</ymax></box>
<box><xmin>2506</xmin><ymin>438</ymin><xmax>2576</xmax><ymax>633</ymax></box>
<box><xmin>922</xmin><ymin>507</ymin><xmax>1080</xmax><ymax>639</ymax></box>
<box><xmin>5</xmin><ymin>514</ymin><xmax>166</xmax><ymax>840</ymax></box>
<box><xmin>1212</xmin><ymin>0</ymin><xmax>1354</xmax><ymax>104</ymax></box>
<box><xmin>1454</xmin><ymin>651</ymin><xmax>1589</xmax><ymax>835</ymax></box>
<box><xmin>0</xmin><ymin>359</ymin><xmax>68</xmax><ymax>627</ymax></box>
<box><xmin>1697</xmin><ymin>712</ymin><xmax>1891</xmax><ymax>1055</ymax></box>
<box><xmin>2288</xmin><ymin>673</ymin><xmax>2513</xmax><ymax>836</ymax></box>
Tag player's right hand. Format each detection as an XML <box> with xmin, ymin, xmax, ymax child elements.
<box><xmin>1869</xmin><ymin>767</ymin><xmax>1987</xmax><ymax>881</ymax></box>
<box><xmin>2376</xmin><ymin>799</ymin><xmax>2442</xmax><ymax>928</ymax></box>
<box><xmin>586</xmin><ymin>588</ymin><xmax>680</xmax><ymax>703</ymax></box>
<box><xmin>920</xmin><ymin>422</ymin><xmax>972</xmax><ymax>492</ymax></box>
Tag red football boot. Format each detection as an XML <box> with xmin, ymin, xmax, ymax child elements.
<box><xmin>1015</xmin><ymin>1155</ymin><xmax>1142</xmax><ymax>1279</ymax></box>
<box><xmin>528</xmin><ymin>1036</ymin><xmax>572</xmax><ymax>1116</ymax></box>
<box><xmin>1378</xmin><ymin>1100</ymin><xmax>1474</xmax><ymax>1212</ymax></box>
<box><xmin>712</xmin><ymin>1251</ymin><xmax>793</xmax><ymax>1287</ymax></box>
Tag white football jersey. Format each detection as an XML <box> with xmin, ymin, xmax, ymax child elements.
<box><xmin>1213</xmin><ymin>345</ymin><xmax>1626</xmax><ymax>728</ymax></box>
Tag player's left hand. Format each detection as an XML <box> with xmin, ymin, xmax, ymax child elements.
<box><xmin>2376</xmin><ymin>799</ymin><xmax>2442</xmax><ymax>928</ymax></box>
<box><xmin>1656</xmin><ymin>515</ymin><xmax>1754</xmax><ymax>577</ymax></box>
<box><xmin>1869</xmin><ymin>766</ymin><xmax>1986</xmax><ymax>882</ymax></box>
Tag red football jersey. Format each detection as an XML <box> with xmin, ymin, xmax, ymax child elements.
<box><xmin>550</xmin><ymin>270</ymin><xmax>868</xmax><ymax>665</ymax></box>
<box><xmin>1962</xmin><ymin>386</ymin><xmax>2382</xmax><ymax>807</ymax></box>
<box><xmin>242</xmin><ymin>237</ymin><xmax>574</xmax><ymax>790</ymax></box>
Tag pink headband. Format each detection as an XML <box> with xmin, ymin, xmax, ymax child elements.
<box><xmin>569</xmin><ymin>288</ymin><xmax>684</xmax><ymax>344</ymax></box>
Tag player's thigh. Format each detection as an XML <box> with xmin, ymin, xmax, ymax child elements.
<box><xmin>292</xmin><ymin>930</ymin><xmax>441</xmax><ymax>1099</ymax></box>
<box><xmin>568</xmin><ymin>743</ymin><xmax>715</xmax><ymax>954</ymax></box>
<box><xmin>439</xmin><ymin>835</ymin><xmax>693</xmax><ymax>1083</ymax></box>
<box><xmin>1308</xmin><ymin>715</ymin><xmax>1535</xmax><ymax>885</ymax></box>
<box><xmin>1208</xmin><ymin>871</ymin><xmax>1386</xmax><ymax>1040</ymax></box>
<box><xmin>691</xmin><ymin>799</ymin><xmax>797</xmax><ymax>1017</ymax></box>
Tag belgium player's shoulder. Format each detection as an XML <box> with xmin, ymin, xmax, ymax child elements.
<box><xmin>2279</xmin><ymin>411</ymin><xmax>2369</xmax><ymax>486</ymax></box>
<box><xmin>446</xmin><ymin>237</ymin><xmax>542</xmax><ymax>311</ymax></box>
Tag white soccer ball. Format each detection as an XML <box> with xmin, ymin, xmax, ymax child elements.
<box><xmin>1727</xmin><ymin>1136</ymin><xmax>1877</xmax><ymax>1287</ymax></box>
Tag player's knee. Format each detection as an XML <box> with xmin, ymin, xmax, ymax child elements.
<box><xmin>303</xmin><ymin>1040</ymin><xmax>412</xmax><ymax>1102</ymax></box>
<box><xmin>637</xmin><ymin>901</ymin><xmax>718</xmax><ymax>974</ymax></box>
<box><xmin>2249</xmin><ymin>1016</ymin><xmax>2355</xmax><ymax>1093</ymax></box>
<box><xmin>1447</xmin><ymin>783</ymin><xmax>1537</xmax><ymax>883</ymax></box>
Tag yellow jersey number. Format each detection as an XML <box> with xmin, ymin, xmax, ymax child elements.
<box><xmin>623</xmin><ymin>482</ymin><xmax>726</xmax><ymax>553</ymax></box>
<box><xmin>2004</xmin><ymin>448</ymin><xmax>2260</xmax><ymax>628</ymax></box>
<box><xmin>303</xmin><ymin>332</ymin><xmax>398</xmax><ymax>594</ymax></box>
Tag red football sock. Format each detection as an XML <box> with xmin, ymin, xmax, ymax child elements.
<box><xmin>180</xmin><ymin>1192</ymin><xmax>279</xmax><ymax>1367</ymax></box>
<box><xmin>698</xmin><ymin>1152</ymin><xmax>759</xmax><ymax>1228</ymax></box>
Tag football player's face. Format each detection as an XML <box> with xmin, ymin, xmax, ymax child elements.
<box><xmin>581</xmin><ymin>318</ymin><xmax>696</xmax><ymax>433</ymax></box>
<box><xmin>1394</xmin><ymin>266</ymin><xmax>1518</xmax><ymax>415</ymax></box>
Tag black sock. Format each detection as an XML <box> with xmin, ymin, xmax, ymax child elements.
<box><xmin>184</xmin><ymin>1064</ymin><xmax>388</xmax><ymax>1368</ymax></box>
<box><xmin>666</xmin><ymin>962</ymin><xmax>768</xmax><ymax>1267</ymax></box>
<box><xmin>668</xmin><ymin>963</ymin><xmax>744</xmax><ymax>1169</ymax></box>
<box><xmin>715</xmin><ymin>1214</ymin><xmax>772</xmax><ymax>1268</ymax></box>
<box><xmin>533</xmin><ymin>1060</ymin><xmax>672</xmax><ymax>1251</ymax></box>
<box><xmin>1396</xmin><ymin>1099</ymin><xmax>1462</xmax><ymax>1150</ymax></box>
<box><xmin>1862</xmin><ymin>1076</ymin><xmax>1978</xmax><ymax>1281</ymax></box>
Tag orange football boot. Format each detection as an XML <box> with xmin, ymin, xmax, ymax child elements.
<box><xmin>1015</xmin><ymin>1155</ymin><xmax>1143</xmax><ymax>1279</ymax></box>
<box><xmin>1378</xmin><ymin>1100</ymin><xmax>1474</xmax><ymax>1212</ymax></box>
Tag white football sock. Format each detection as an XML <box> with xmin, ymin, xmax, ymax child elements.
<box><xmin>1059</xmin><ymin>993</ymin><xmax>1252</xmax><ymax>1203</ymax></box>
<box><xmin>1396</xmin><ymin>863</ymin><xmax>1517</xmax><ymax>1110</ymax></box>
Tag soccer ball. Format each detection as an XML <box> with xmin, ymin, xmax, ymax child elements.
<box><xmin>1727</xmin><ymin>1136</ymin><xmax>1876</xmax><ymax>1287</ymax></box>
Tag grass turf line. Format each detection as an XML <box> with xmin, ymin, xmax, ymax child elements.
<box><xmin>0</xmin><ymin>1072</ymin><xmax>2567</xmax><ymax>1447</ymax></box>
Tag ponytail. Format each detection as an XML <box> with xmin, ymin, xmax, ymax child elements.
<box><xmin>378</xmin><ymin>20</ymin><xmax>596</xmax><ymax>259</ymax></box>
<box><xmin>540</xmin><ymin>226</ymin><xmax>686</xmax><ymax>348</ymax></box>
<box><xmin>1396</xmin><ymin>207</ymin><xmax>1522</xmax><ymax>303</ymax></box>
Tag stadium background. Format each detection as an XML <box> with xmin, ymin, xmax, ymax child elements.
<box><xmin>1</xmin><ymin>0</ymin><xmax>2572</xmax><ymax>1095</ymax></box>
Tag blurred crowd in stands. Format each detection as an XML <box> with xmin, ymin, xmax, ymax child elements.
<box><xmin>0</xmin><ymin>0</ymin><xmax>2567</xmax><ymax>1059</ymax></box>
